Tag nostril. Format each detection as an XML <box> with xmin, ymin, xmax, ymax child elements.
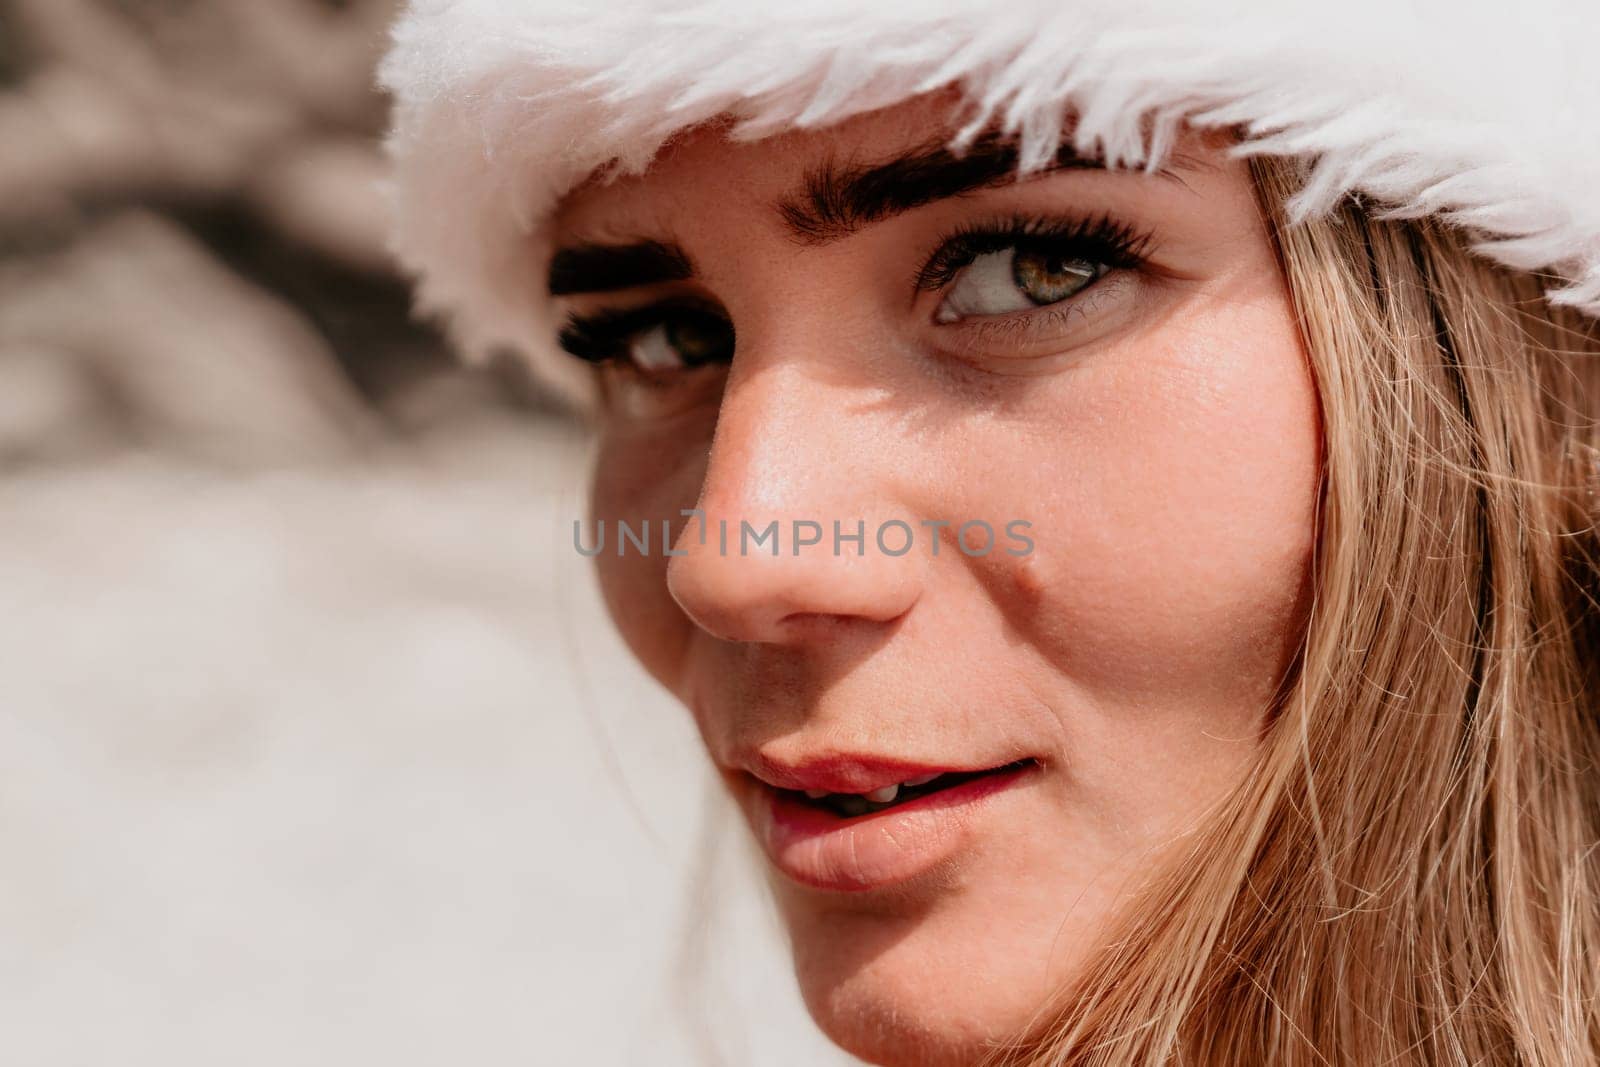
<box><xmin>774</xmin><ymin>608</ymin><xmax>910</xmax><ymax>639</ymax></box>
<box><xmin>770</xmin><ymin>612</ymin><xmax>852</xmax><ymax>643</ymax></box>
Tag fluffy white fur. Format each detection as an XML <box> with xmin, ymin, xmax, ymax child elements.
<box><xmin>379</xmin><ymin>0</ymin><xmax>1600</xmax><ymax>396</ymax></box>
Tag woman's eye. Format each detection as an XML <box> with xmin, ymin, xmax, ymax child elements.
<box><xmin>624</xmin><ymin>312</ymin><xmax>734</xmax><ymax>372</ymax></box>
<box><xmin>558</xmin><ymin>305</ymin><xmax>735</xmax><ymax>374</ymax></box>
<box><xmin>935</xmin><ymin>244</ymin><xmax>1110</xmax><ymax>324</ymax></box>
<box><xmin>627</xmin><ymin>315</ymin><xmax>733</xmax><ymax>372</ymax></box>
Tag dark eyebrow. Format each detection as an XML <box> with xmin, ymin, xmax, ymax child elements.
<box><xmin>547</xmin><ymin>239</ymin><xmax>694</xmax><ymax>296</ymax></box>
<box><xmin>779</xmin><ymin>132</ymin><xmax>1169</xmax><ymax>245</ymax></box>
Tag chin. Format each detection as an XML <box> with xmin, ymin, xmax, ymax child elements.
<box><xmin>775</xmin><ymin>884</ymin><xmax>1079</xmax><ymax>1067</ymax></box>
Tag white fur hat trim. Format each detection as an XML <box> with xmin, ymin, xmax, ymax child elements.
<box><xmin>379</xmin><ymin>0</ymin><xmax>1600</xmax><ymax>397</ymax></box>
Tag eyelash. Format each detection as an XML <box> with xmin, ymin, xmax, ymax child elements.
<box><xmin>557</xmin><ymin>298</ymin><xmax>724</xmax><ymax>365</ymax></box>
<box><xmin>555</xmin><ymin>213</ymin><xmax>1155</xmax><ymax>365</ymax></box>
<box><xmin>912</xmin><ymin>213</ymin><xmax>1154</xmax><ymax>292</ymax></box>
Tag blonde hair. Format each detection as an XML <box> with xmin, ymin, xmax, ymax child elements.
<box><xmin>1003</xmin><ymin>157</ymin><xmax>1600</xmax><ymax>1066</ymax></box>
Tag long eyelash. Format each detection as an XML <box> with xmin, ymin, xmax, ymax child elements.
<box><xmin>558</xmin><ymin>297</ymin><xmax>732</xmax><ymax>366</ymax></box>
<box><xmin>557</xmin><ymin>305</ymin><xmax>671</xmax><ymax>363</ymax></box>
<box><xmin>914</xmin><ymin>213</ymin><xmax>1154</xmax><ymax>292</ymax></box>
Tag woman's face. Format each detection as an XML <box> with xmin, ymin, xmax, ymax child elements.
<box><xmin>552</xmin><ymin>97</ymin><xmax>1318</xmax><ymax>1065</ymax></box>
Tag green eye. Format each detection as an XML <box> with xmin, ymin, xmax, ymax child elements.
<box><xmin>1012</xmin><ymin>248</ymin><xmax>1100</xmax><ymax>305</ymax></box>
<box><xmin>660</xmin><ymin>315</ymin><xmax>733</xmax><ymax>367</ymax></box>
<box><xmin>626</xmin><ymin>312</ymin><xmax>733</xmax><ymax>372</ymax></box>
<box><xmin>934</xmin><ymin>244</ymin><xmax>1110</xmax><ymax>323</ymax></box>
<box><xmin>559</xmin><ymin>304</ymin><xmax>735</xmax><ymax>371</ymax></box>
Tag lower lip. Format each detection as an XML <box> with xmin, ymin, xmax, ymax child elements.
<box><xmin>745</xmin><ymin>765</ymin><xmax>1036</xmax><ymax>892</ymax></box>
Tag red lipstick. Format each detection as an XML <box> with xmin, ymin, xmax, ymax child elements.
<box><xmin>735</xmin><ymin>756</ymin><xmax>1037</xmax><ymax>892</ymax></box>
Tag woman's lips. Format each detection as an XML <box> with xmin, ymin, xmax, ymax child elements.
<box><xmin>741</xmin><ymin>761</ymin><xmax>1037</xmax><ymax>892</ymax></box>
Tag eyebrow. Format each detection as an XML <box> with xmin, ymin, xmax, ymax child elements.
<box><xmin>547</xmin><ymin>133</ymin><xmax>1198</xmax><ymax>295</ymax></box>
<box><xmin>547</xmin><ymin>239</ymin><xmax>693</xmax><ymax>296</ymax></box>
<box><xmin>779</xmin><ymin>132</ymin><xmax>1141</xmax><ymax>245</ymax></box>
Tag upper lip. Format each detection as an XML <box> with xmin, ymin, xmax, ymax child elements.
<box><xmin>738</xmin><ymin>750</ymin><xmax>1024</xmax><ymax>795</ymax></box>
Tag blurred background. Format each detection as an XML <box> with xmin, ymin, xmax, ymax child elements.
<box><xmin>0</xmin><ymin>1</ymin><xmax>846</xmax><ymax>1062</ymax></box>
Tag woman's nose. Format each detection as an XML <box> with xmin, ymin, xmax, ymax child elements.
<box><xmin>665</xmin><ymin>362</ymin><xmax>925</xmax><ymax>646</ymax></box>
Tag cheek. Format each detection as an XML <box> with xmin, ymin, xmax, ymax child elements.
<box><xmin>589</xmin><ymin>427</ymin><xmax>708</xmax><ymax>686</ymax></box>
<box><xmin>983</xmin><ymin>296</ymin><xmax>1319</xmax><ymax>719</ymax></box>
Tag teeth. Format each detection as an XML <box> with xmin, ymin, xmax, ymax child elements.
<box><xmin>796</xmin><ymin>779</ymin><xmax>936</xmax><ymax>810</ymax></box>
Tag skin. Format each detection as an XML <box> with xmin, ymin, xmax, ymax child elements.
<box><xmin>552</xmin><ymin>96</ymin><xmax>1319</xmax><ymax>1065</ymax></box>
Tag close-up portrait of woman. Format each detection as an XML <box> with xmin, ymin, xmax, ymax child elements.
<box><xmin>378</xmin><ymin>1</ymin><xmax>1600</xmax><ymax>1064</ymax></box>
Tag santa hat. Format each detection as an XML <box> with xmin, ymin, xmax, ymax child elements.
<box><xmin>378</xmin><ymin>0</ymin><xmax>1600</xmax><ymax>398</ymax></box>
